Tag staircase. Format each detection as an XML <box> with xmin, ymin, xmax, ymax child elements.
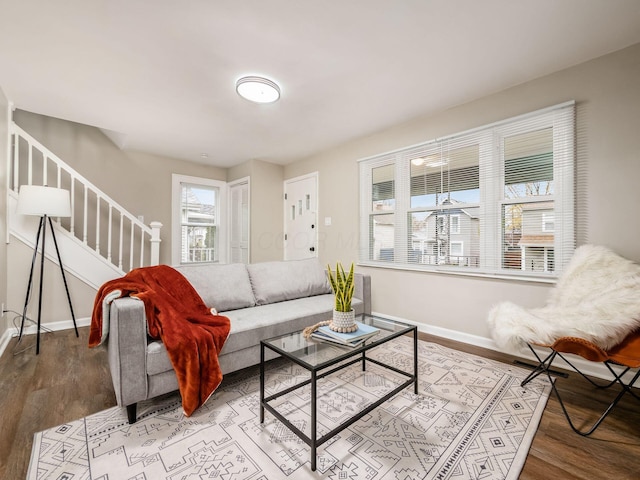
<box><xmin>7</xmin><ymin>122</ymin><xmax>162</xmax><ymax>289</ymax></box>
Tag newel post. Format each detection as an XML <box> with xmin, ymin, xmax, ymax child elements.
<box><xmin>149</xmin><ymin>221</ymin><xmax>163</xmax><ymax>265</ymax></box>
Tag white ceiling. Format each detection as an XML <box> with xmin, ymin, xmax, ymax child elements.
<box><xmin>1</xmin><ymin>0</ymin><xmax>639</xmax><ymax>168</ymax></box>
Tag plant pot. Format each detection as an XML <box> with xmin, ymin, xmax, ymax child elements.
<box><xmin>330</xmin><ymin>308</ymin><xmax>357</xmax><ymax>332</ymax></box>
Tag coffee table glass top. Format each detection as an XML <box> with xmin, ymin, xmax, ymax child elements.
<box><xmin>262</xmin><ymin>314</ymin><xmax>414</xmax><ymax>369</ymax></box>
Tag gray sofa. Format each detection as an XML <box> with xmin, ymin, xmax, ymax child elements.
<box><xmin>105</xmin><ymin>258</ymin><xmax>371</xmax><ymax>423</ymax></box>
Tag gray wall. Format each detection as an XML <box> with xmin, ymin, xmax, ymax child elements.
<box><xmin>12</xmin><ymin>110</ymin><xmax>228</xmax><ymax>265</ymax></box>
<box><xmin>246</xmin><ymin>160</ymin><xmax>284</xmax><ymax>263</ymax></box>
<box><xmin>6</xmin><ymin>240</ymin><xmax>98</xmax><ymax>325</ymax></box>
<box><xmin>285</xmin><ymin>42</ymin><xmax>640</xmax><ymax>341</ymax></box>
<box><xmin>228</xmin><ymin>159</ymin><xmax>284</xmax><ymax>263</ymax></box>
<box><xmin>0</xmin><ymin>88</ymin><xmax>8</xmax><ymax>339</ymax></box>
<box><xmin>14</xmin><ymin>112</ymin><xmax>287</xmax><ymax>267</ymax></box>
<box><xmin>5</xmin><ymin>113</ymin><xmax>286</xmax><ymax>326</ymax></box>
<box><xmin>7</xmin><ymin>112</ymin><xmax>230</xmax><ymax>325</ymax></box>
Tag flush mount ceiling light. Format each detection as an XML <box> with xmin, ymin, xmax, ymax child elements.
<box><xmin>236</xmin><ymin>76</ymin><xmax>281</xmax><ymax>103</ymax></box>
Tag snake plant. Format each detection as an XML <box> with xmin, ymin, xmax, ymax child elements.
<box><xmin>327</xmin><ymin>262</ymin><xmax>355</xmax><ymax>312</ymax></box>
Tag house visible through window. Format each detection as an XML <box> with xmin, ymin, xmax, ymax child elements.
<box><xmin>359</xmin><ymin>102</ymin><xmax>575</xmax><ymax>278</ymax></box>
<box><xmin>172</xmin><ymin>175</ymin><xmax>227</xmax><ymax>265</ymax></box>
<box><xmin>542</xmin><ymin>213</ymin><xmax>555</xmax><ymax>232</ymax></box>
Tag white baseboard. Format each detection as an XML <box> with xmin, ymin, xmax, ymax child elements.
<box><xmin>0</xmin><ymin>329</ymin><xmax>13</xmax><ymax>359</ymax></box>
<box><xmin>0</xmin><ymin>317</ymin><xmax>91</xmax><ymax>358</ymax></box>
<box><xmin>372</xmin><ymin>311</ymin><xmax>633</xmax><ymax>383</ymax></box>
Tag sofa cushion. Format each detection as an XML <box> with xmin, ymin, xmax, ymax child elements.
<box><xmin>147</xmin><ymin>340</ymin><xmax>173</xmax><ymax>376</ymax></box>
<box><xmin>222</xmin><ymin>295</ymin><xmax>364</xmax><ymax>354</ymax></box>
<box><xmin>174</xmin><ymin>263</ymin><xmax>256</xmax><ymax>311</ymax></box>
<box><xmin>247</xmin><ymin>258</ymin><xmax>331</xmax><ymax>305</ymax></box>
<box><xmin>144</xmin><ymin>294</ymin><xmax>366</xmax><ymax>376</ymax></box>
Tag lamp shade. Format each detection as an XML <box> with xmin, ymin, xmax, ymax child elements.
<box><xmin>17</xmin><ymin>185</ymin><xmax>71</xmax><ymax>217</ymax></box>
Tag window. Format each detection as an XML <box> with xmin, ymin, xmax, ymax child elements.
<box><xmin>450</xmin><ymin>214</ymin><xmax>460</xmax><ymax>234</ymax></box>
<box><xmin>172</xmin><ymin>175</ymin><xmax>227</xmax><ymax>264</ymax></box>
<box><xmin>450</xmin><ymin>241</ymin><xmax>464</xmax><ymax>257</ymax></box>
<box><xmin>542</xmin><ymin>213</ymin><xmax>555</xmax><ymax>232</ymax></box>
<box><xmin>359</xmin><ymin>102</ymin><xmax>575</xmax><ymax>278</ymax></box>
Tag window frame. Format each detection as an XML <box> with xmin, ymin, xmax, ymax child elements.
<box><xmin>171</xmin><ymin>174</ymin><xmax>227</xmax><ymax>265</ymax></box>
<box><xmin>358</xmin><ymin>101</ymin><xmax>575</xmax><ymax>281</ymax></box>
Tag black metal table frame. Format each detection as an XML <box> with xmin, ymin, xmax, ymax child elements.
<box><xmin>260</xmin><ymin>324</ymin><xmax>418</xmax><ymax>471</ymax></box>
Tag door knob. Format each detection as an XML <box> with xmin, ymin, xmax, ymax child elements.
<box><xmin>309</xmin><ymin>247</ymin><xmax>315</xmax><ymax>252</ymax></box>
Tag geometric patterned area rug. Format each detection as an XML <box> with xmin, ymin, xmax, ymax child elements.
<box><xmin>28</xmin><ymin>336</ymin><xmax>551</xmax><ymax>480</ymax></box>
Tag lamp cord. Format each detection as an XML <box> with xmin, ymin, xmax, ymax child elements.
<box><xmin>9</xmin><ymin>310</ymin><xmax>53</xmax><ymax>355</ymax></box>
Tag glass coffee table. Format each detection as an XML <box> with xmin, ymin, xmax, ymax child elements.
<box><xmin>260</xmin><ymin>314</ymin><xmax>418</xmax><ymax>471</ymax></box>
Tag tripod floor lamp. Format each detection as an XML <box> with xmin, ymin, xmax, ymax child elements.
<box><xmin>16</xmin><ymin>185</ymin><xmax>78</xmax><ymax>354</ymax></box>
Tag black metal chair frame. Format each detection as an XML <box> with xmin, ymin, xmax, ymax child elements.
<box><xmin>521</xmin><ymin>343</ymin><xmax>640</xmax><ymax>436</ymax></box>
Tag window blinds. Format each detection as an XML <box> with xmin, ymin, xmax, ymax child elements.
<box><xmin>359</xmin><ymin>101</ymin><xmax>575</xmax><ymax>278</ymax></box>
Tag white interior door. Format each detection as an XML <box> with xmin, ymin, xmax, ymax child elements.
<box><xmin>284</xmin><ymin>173</ymin><xmax>318</xmax><ymax>260</ymax></box>
<box><xmin>229</xmin><ymin>179</ymin><xmax>249</xmax><ymax>264</ymax></box>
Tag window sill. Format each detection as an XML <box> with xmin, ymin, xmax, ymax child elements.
<box><xmin>357</xmin><ymin>261</ymin><xmax>558</xmax><ymax>284</ymax></box>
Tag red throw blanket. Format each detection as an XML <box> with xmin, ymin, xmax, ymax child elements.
<box><xmin>89</xmin><ymin>265</ymin><xmax>231</xmax><ymax>416</ymax></box>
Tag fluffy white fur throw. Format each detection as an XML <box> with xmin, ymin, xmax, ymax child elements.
<box><xmin>488</xmin><ymin>245</ymin><xmax>640</xmax><ymax>352</ymax></box>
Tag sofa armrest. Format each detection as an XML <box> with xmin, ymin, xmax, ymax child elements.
<box><xmin>107</xmin><ymin>297</ymin><xmax>148</xmax><ymax>407</ymax></box>
<box><xmin>353</xmin><ymin>272</ymin><xmax>371</xmax><ymax>315</ymax></box>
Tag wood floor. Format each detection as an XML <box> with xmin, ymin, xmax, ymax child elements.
<box><xmin>1</xmin><ymin>327</ymin><xmax>639</xmax><ymax>479</ymax></box>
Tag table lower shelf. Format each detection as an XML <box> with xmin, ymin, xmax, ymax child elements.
<box><xmin>260</xmin><ymin>339</ymin><xmax>418</xmax><ymax>471</ymax></box>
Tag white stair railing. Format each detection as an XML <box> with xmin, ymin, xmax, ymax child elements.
<box><xmin>9</xmin><ymin>122</ymin><xmax>162</xmax><ymax>273</ymax></box>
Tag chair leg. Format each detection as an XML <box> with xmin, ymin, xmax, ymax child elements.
<box><xmin>603</xmin><ymin>363</ymin><xmax>640</xmax><ymax>402</ymax></box>
<box><xmin>126</xmin><ymin>403</ymin><xmax>137</xmax><ymax>424</ymax></box>
<box><xmin>555</xmin><ymin>352</ymin><xmax>625</xmax><ymax>389</ymax></box>
<box><xmin>521</xmin><ymin>345</ymin><xmax>556</xmax><ymax>387</ymax></box>
<box><xmin>533</xmin><ymin>348</ymin><xmax>640</xmax><ymax>436</ymax></box>
<box><xmin>549</xmin><ymin>374</ymin><xmax>635</xmax><ymax>436</ymax></box>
